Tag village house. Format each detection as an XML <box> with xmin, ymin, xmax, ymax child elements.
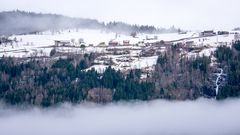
<box><xmin>54</xmin><ymin>40</ymin><xmax>71</xmax><ymax>46</ymax></box>
<box><xmin>108</xmin><ymin>40</ymin><xmax>119</xmax><ymax>46</ymax></box>
<box><xmin>140</xmin><ymin>47</ymin><xmax>156</xmax><ymax>57</ymax></box>
<box><xmin>89</xmin><ymin>44</ymin><xmax>94</xmax><ymax>47</ymax></box>
<box><xmin>200</xmin><ymin>30</ymin><xmax>216</xmax><ymax>37</ymax></box>
<box><xmin>146</xmin><ymin>35</ymin><xmax>158</xmax><ymax>40</ymax></box>
<box><xmin>78</xmin><ymin>38</ymin><xmax>84</xmax><ymax>44</ymax></box>
<box><xmin>98</xmin><ymin>42</ymin><xmax>106</xmax><ymax>46</ymax></box>
<box><xmin>137</xmin><ymin>41</ymin><xmax>146</xmax><ymax>47</ymax></box>
<box><xmin>153</xmin><ymin>40</ymin><xmax>169</xmax><ymax>46</ymax></box>
<box><xmin>185</xmin><ymin>41</ymin><xmax>195</xmax><ymax>47</ymax></box>
<box><xmin>123</xmin><ymin>40</ymin><xmax>130</xmax><ymax>45</ymax></box>
<box><xmin>218</xmin><ymin>31</ymin><xmax>229</xmax><ymax>35</ymax></box>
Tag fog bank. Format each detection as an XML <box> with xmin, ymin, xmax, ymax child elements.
<box><xmin>0</xmin><ymin>99</ymin><xmax>240</xmax><ymax>135</ymax></box>
<box><xmin>1</xmin><ymin>0</ymin><xmax>240</xmax><ymax>30</ymax></box>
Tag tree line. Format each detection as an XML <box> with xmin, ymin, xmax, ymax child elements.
<box><xmin>0</xmin><ymin>10</ymin><xmax>179</xmax><ymax>35</ymax></box>
<box><xmin>0</xmin><ymin>54</ymin><xmax>154</xmax><ymax>106</ymax></box>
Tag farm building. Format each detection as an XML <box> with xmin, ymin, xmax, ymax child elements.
<box><xmin>201</xmin><ymin>30</ymin><xmax>216</xmax><ymax>37</ymax></box>
<box><xmin>123</xmin><ymin>40</ymin><xmax>130</xmax><ymax>45</ymax></box>
<box><xmin>185</xmin><ymin>41</ymin><xmax>195</xmax><ymax>47</ymax></box>
<box><xmin>218</xmin><ymin>31</ymin><xmax>229</xmax><ymax>35</ymax></box>
<box><xmin>109</xmin><ymin>40</ymin><xmax>119</xmax><ymax>46</ymax></box>
<box><xmin>54</xmin><ymin>40</ymin><xmax>71</xmax><ymax>46</ymax></box>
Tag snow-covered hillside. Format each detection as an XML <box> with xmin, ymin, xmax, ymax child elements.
<box><xmin>0</xmin><ymin>29</ymin><xmax>239</xmax><ymax>73</ymax></box>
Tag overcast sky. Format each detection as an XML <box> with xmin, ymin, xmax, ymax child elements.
<box><xmin>1</xmin><ymin>0</ymin><xmax>239</xmax><ymax>30</ymax></box>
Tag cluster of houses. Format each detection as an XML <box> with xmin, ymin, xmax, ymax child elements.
<box><xmin>53</xmin><ymin>30</ymin><xmax>239</xmax><ymax>54</ymax></box>
<box><xmin>108</xmin><ymin>39</ymin><xmax>132</xmax><ymax>46</ymax></box>
<box><xmin>54</xmin><ymin>38</ymin><xmax>86</xmax><ymax>47</ymax></box>
<box><xmin>0</xmin><ymin>36</ymin><xmax>16</xmax><ymax>45</ymax></box>
<box><xmin>200</xmin><ymin>30</ymin><xmax>231</xmax><ymax>37</ymax></box>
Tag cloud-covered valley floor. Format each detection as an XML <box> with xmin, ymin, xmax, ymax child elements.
<box><xmin>0</xmin><ymin>99</ymin><xmax>240</xmax><ymax>135</ymax></box>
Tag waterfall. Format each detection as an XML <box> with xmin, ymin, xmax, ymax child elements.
<box><xmin>215</xmin><ymin>68</ymin><xmax>224</xmax><ymax>96</ymax></box>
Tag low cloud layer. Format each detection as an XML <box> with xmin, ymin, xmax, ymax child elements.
<box><xmin>0</xmin><ymin>99</ymin><xmax>240</xmax><ymax>135</ymax></box>
<box><xmin>1</xmin><ymin>0</ymin><xmax>240</xmax><ymax>30</ymax></box>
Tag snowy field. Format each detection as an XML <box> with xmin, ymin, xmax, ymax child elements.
<box><xmin>0</xmin><ymin>29</ymin><xmax>236</xmax><ymax>56</ymax></box>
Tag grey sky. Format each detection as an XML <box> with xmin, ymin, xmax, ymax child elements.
<box><xmin>1</xmin><ymin>0</ymin><xmax>239</xmax><ymax>30</ymax></box>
